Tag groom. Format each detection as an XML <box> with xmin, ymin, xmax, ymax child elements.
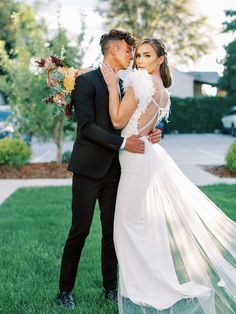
<box><xmin>57</xmin><ymin>29</ymin><xmax>162</xmax><ymax>309</ymax></box>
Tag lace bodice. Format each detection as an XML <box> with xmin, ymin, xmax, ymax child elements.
<box><xmin>121</xmin><ymin>69</ymin><xmax>170</xmax><ymax>138</ymax></box>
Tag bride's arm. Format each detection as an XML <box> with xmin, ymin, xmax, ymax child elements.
<box><xmin>101</xmin><ymin>64</ymin><xmax>137</xmax><ymax>129</ymax></box>
<box><xmin>107</xmin><ymin>86</ymin><xmax>137</xmax><ymax>129</ymax></box>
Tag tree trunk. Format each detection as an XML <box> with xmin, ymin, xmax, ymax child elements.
<box><xmin>54</xmin><ymin>114</ymin><xmax>65</xmax><ymax>164</ymax></box>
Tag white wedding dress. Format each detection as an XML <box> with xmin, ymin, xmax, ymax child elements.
<box><xmin>114</xmin><ymin>69</ymin><xmax>236</xmax><ymax>314</ymax></box>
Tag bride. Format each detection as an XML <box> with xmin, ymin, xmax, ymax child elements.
<box><xmin>101</xmin><ymin>38</ymin><xmax>236</xmax><ymax>314</ymax></box>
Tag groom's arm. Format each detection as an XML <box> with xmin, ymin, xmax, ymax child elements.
<box><xmin>72</xmin><ymin>74</ymin><xmax>123</xmax><ymax>152</ymax></box>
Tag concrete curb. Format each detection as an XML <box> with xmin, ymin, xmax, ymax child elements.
<box><xmin>1</xmin><ymin>172</ymin><xmax>236</xmax><ymax>206</ymax></box>
<box><xmin>0</xmin><ymin>178</ymin><xmax>72</xmax><ymax>205</ymax></box>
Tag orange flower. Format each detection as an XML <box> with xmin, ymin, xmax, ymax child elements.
<box><xmin>53</xmin><ymin>93</ymin><xmax>65</xmax><ymax>105</ymax></box>
<box><xmin>58</xmin><ymin>67</ymin><xmax>67</xmax><ymax>75</ymax></box>
<box><xmin>63</xmin><ymin>75</ymin><xmax>75</xmax><ymax>91</ymax></box>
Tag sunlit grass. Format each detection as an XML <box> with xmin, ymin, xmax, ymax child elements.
<box><xmin>0</xmin><ymin>184</ymin><xmax>235</xmax><ymax>313</ymax></box>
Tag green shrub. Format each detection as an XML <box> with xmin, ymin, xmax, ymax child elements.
<box><xmin>165</xmin><ymin>96</ymin><xmax>236</xmax><ymax>133</ymax></box>
<box><xmin>62</xmin><ymin>150</ymin><xmax>71</xmax><ymax>163</ymax></box>
<box><xmin>0</xmin><ymin>138</ymin><xmax>31</xmax><ymax>168</ymax></box>
<box><xmin>226</xmin><ymin>141</ymin><xmax>236</xmax><ymax>173</ymax></box>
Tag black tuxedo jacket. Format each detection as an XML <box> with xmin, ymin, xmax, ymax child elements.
<box><xmin>68</xmin><ymin>67</ymin><xmax>124</xmax><ymax>178</ymax></box>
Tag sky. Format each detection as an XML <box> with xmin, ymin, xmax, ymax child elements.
<box><xmin>28</xmin><ymin>0</ymin><xmax>236</xmax><ymax>74</ymax></box>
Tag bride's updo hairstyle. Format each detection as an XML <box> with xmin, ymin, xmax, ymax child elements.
<box><xmin>134</xmin><ymin>38</ymin><xmax>172</xmax><ymax>88</ymax></box>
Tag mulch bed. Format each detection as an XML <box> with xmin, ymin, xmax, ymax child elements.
<box><xmin>202</xmin><ymin>165</ymin><xmax>236</xmax><ymax>178</ymax></box>
<box><xmin>0</xmin><ymin>162</ymin><xmax>72</xmax><ymax>179</ymax></box>
<box><xmin>0</xmin><ymin>163</ymin><xmax>235</xmax><ymax>179</ymax></box>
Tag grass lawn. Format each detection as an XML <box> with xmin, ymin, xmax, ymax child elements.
<box><xmin>0</xmin><ymin>184</ymin><xmax>235</xmax><ymax>314</ymax></box>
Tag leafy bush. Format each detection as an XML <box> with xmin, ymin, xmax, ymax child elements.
<box><xmin>165</xmin><ymin>96</ymin><xmax>236</xmax><ymax>133</ymax></box>
<box><xmin>0</xmin><ymin>138</ymin><xmax>31</xmax><ymax>168</ymax></box>
<box><xmin>226</xmin><ymin>141</ymin><xmax>236</xmax><ymax>173</ymax></box>
<box><xmin>62</xmin><ymin>150</ymin><xmax>71</xmax><ymax>163</ymax></box>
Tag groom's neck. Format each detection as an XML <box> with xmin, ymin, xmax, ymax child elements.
<box><xmin>102</xmin><ymin>56</ymin><xmax>120</xmax><ymax>73</ymax></box>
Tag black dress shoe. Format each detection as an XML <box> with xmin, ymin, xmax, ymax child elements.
<box><xmin>104</xmin><ymin>289</ymin><xmax>118</xmax><ymax>303</ymax></box>
<box><xmin>57</xmin><ymin>291</ymin><xmax>75</xmax><ymax>310</ymax></box>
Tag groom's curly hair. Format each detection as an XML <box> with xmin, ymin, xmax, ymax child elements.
<box><xmin>100</xmin><ymin>29</ymin><xmax>136</xmax><ymax>55</ymax></box>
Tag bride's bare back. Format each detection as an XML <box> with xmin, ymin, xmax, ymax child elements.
<box><xmin>137</xmin><ymin>76</ymin><xmax>170</xmax><ymax>137</ymax></box>
<box><xmin>121</xmin><ymin>69</ymin><xmax>170</xmax><ymax>138</ymax></box>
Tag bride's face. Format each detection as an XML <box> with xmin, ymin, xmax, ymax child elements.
<box><xmin>135</xmin><ymin>43</ymin><xmax>164</xmax><ymax>74</ymax></box>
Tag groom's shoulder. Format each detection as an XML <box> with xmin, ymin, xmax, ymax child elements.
<box><xmin>80</xmin><ymin>68</ymin><xmax>99</xmax><ymax>80</ymax></box>
<box><xmin>75</xmin><ymin>68</ymin><xmax>100</xmax><ymax>87</ymax></box>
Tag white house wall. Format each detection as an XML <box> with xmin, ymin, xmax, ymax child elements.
<box><xmin>119</xmin><ymin>67</ymin><xmax>194</xmax><ymax>98</ymax></box>
<box><xmin>169</xmin><ymin>68</ymin><xmax>194</xmax><ymax>98</ymax></box>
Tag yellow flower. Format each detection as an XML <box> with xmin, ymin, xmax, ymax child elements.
<box><xmin>63</xmin><ymin>75</ymin><xmax>75</xmax><ymax>91</ymax></box>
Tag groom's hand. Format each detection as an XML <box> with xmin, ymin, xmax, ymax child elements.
<box><xmin>148</xmin><ymin>129</ymin><xmax>162</xmax><ymax>144</ymax></box>
<box><xmin>125</xmin><ymin>135</ymin><xmax>145</xmax><ymax>153</ymax></box>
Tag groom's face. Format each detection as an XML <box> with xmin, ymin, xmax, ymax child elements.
<box><xmin>113</xmin><ymin>40</ymin><xmax>133</xmax><ymax>70</ymax></box>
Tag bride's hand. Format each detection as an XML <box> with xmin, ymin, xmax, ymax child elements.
<box><xmin>148</xmin><ymin>128</ymin><xmax>162</xmax><ymax>144</ymax></box>
<box><xmin>101</xmin><ymin>63</ymin><xmax>119</xmax><ymax>89</ymax></box>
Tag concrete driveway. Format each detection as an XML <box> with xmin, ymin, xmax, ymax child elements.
<box><xmin>161</xmin><ymin>133</ymin><xmax>236</xmax><ymax>185</ymax></box>
<box><xmin>30</xmin><ymin>133</ymin><xmax>236</xmax><ymax>185</ymax></box>
<box><xmin>0</xmin><ymin>133</ymin><xmax>236</xmax><ymax>205</ymax></box>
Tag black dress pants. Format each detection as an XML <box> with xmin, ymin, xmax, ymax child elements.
<box><xmin>59</xmin><ymin>157</ymin><xmax>120</xmax><ymax>292</ymax></box>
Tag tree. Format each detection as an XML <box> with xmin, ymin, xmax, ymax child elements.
<box><xmin>46</xmin><ymin>23</ymin><xmax>87</xmax><ymax>163</ymax></box>
<box><xmin>0</xmin><ymin>0</ymin><xmax>20</xmax><ymax>58</ymax></box>
<box><xmin>0</xmin><ymin>1</ymin><xmax>87</xmax><ymax>163</ymax></box>
<box><xmin>0</xmin><ymin>3</ymin><xmax>54</xmax><ymax>141</ymax></box>
<box><xmin>219</xmin><ymin>10</ymin><xmax>236</xmax><ymax>96</ymax></box>
<box><xmin>98</xmin><ymin>0</ymin><xmax>213</xmax><ymax>65</ymax></box>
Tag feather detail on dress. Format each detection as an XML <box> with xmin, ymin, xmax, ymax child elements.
<box><xmin>163</xmin><ymin>92</ymin><xmax>171</xmax><ymax>123</ymax></box>
<box><xmin>123</xmin><ymin>69</ymin><xmax>156</xmax><ymax>111</ymax></box>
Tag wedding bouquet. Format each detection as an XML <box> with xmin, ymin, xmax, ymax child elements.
<box><xmin>35</xmin><ymin>47</ymin><xmax>81</xmax><ymax>117</ymax></box>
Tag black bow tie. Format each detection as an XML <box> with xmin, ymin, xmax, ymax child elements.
<box><xmin>119</xmin><ymin>79</ymin><xmax>125</xmax><ymax>99</ymax></box>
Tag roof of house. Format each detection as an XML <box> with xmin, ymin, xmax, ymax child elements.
<box><xmin>186</xmin><ymin>72</ymin><xmax>220</xmax><ymax>85</ymax></box>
